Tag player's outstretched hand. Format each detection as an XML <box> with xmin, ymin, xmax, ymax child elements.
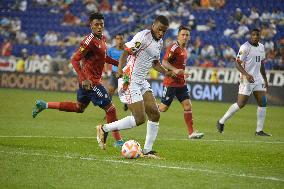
<box><xmin>82</xmin><ymin>80</ymin><xmax>92</xmax><ymax>90</ymax></box>
<box><xmin>246</xmin><ymin>74</ymin><xmax>255</xmax><ymax>83</ymax></box>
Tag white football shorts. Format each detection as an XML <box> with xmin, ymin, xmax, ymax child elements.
<box><xmin>118</xmin><ymin>78</ymin><xmax>153</xmax><ymax>104</ymax></box>
<box><xmin>238</xmin><ymin>81</ymin><xmax>266</xmax><ymax>96</ymax></box>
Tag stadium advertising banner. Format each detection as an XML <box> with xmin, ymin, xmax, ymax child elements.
<box><xmin>0</xmin><ymin>72</ymin><xmax>78</xmax><ymax>92</ymax></box>
<box><xmin>150</xmin><ymin>80</ymin><xmax>284</xmax><ymax>106</ymax></box>
<box><xmin>0</xmin><ymin>56</ymin><xmax>51</xmax><ymax>73</ymax></box>
<box><xmin>0</xmin><ymin>67</ymin><xmax>283</xmax><ymax>106</ymax></box>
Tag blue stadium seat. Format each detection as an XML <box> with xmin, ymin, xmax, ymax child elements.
<box><xmin>0</xmin><ymin>0</ymin><xmax>282</xmax><ymax>69</ymax></box>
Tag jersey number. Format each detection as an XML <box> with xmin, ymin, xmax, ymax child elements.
<box><xmin>255</xmin><ymin>56</ymin><xmax>261</xmax><ymax>62</ymax></box>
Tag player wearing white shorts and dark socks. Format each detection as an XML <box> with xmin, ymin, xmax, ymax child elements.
<box><xmin>96</xmin><ymin>15</ymin><xmax>184</xmax><ymax>157</ymax></box>
<box><xmin>217</xmin><ymin>29</ymin><xmax>271</xmax><ymax>136</ymax></box>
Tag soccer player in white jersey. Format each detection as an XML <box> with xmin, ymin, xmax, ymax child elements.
<box><xmin>216</xmin><ymin>29</ymin><xmax>271</xmax><ymax>136</ymax></box>
<box><xmin>96</xmin><ymin>15</ymin><xmax>184</xmax><ymax>157</ymax></box>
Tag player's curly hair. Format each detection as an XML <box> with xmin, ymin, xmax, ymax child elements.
<box><xmin>154</xmin><ymin>15</ymin><xmax>169</xmax><ymax>26</ymax></box>
<box><xmin>89</xmin><ymin>12</ymin><xmax>104</xmax><ymax>22</ymax></box>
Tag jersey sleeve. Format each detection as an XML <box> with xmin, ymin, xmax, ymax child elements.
<box><xmin>124</xmin><ymin>31</ymin><xmax>145</xmax><ymax>55</ymax></box>
<box><xmin>163</xmin><ymin>44</ymin><xmax>177</xmax><ymax>63</ymax></box>
<box><xmin>79</xmin><ymin>34</ymin><xmax>94</xmax><ymax>53</ymax></box>
<box><xmin>105</xmin><ymin>55</ymin><xmax>118</xmax><ymax>66</ymax></box>
<box><xmin>71</xmin><ymin>49</ymin><xmax>85</xmax><ymax>82</ymax></box>
<box><xmin>236</xmin><ymin>45</ymin><xmax>248</xmax><ymax>62</ymax></box>
<box><xmin>70</xmin><ymin>34</ymin><xmax>94</xmax><ymax>83</ymax></box>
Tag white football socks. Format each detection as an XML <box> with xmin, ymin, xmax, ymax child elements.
<box><xmin>219</xmin><ymin>103</ymin><xmax>240</xmax><ymax>124</ymax></box>
<box><xmin>102</xmin><ymin>116</ymin><xmax>136</xmax><ymax>132</ymax></box>
<box><xmin>144</xmin><ymin>121</ymin><xmax>159</xmax><ymax>154</ymax></box>
<box><xmin>256</xmin><ymin>107</ymin><xmax>266</xmax><ymax>132</ymax></box>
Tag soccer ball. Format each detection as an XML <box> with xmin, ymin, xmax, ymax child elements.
<box><xmin>121</xmin><ymin>140</ymin><xmax>142</xmax><ymax>159</ymax></box>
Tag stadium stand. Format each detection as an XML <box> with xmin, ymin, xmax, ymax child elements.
<box><xmin>0</xmin><ymin>0</ymin><xmax>283</xmax><ymax>74</ymax></box>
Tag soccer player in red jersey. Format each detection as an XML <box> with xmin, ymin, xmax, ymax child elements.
<box><xmin>32</xmin><ymin>12</ymin><xmax>124</xmax><ymax>148</ymax></box>
<box><xmin>159</xmin><ymin>26</ymin><xmax>204</xmax><ymax>139</ymax></box>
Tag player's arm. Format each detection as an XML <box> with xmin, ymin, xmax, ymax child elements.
<box><xmin>260</xmin><ymin>60</ymin><xmax>268</xmax><ymax>88</ymax></box>
<box><xmin>162</xmin><ymin>58</ymin><xmax>184</xmax><ymax>76</ymax></box>
<box><xmin>71</xmin><ymin>45</ymin><xmax>91</xmax><ymax>90</ymax></box>
<box><xmin>103</xmin><ymin>49</ymin><xmax>114</xmax><ymax>78</ymax></box>
<box><xmin>117</xmin><ymin>31</ymin><xmax>145</xmax><ymax>78</ymax></box>
<box><xmin>71</xmin><ymin>48</ymin><xmax>87</xmax><ymax>80</ymax></box>
<box><xmin>117</xmin><ymin>49</ymin><xmax>129</xmax><ymax>78</ymax></box>
<box><xmin>105</xmin><ymin>54</ymin><xmax>119</xmax><ymax>66</ymax></box>
<box><xmin>235</xmin><ymin>46</ymin><xmax>254</xmax><ymax>83</ymax></box>
<box><xmin>162</xmin><ymin>47</ymin><xmax>184</xmax><ymax>76</ymax></box>
<box><xmin>235</xmin><ymin>59</ymin><xmax>254</xmax><ymax>83</ymax></box>
<box><xmin>152</xmin><ymin>60</ymin><xmax>175</xmax><ymax>77</ymax></box>
<box><xmin>104</xmin><ymin>55</ymin><xmax>118</xmax><ymax>78</ymax></box>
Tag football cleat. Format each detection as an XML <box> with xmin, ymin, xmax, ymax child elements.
<box><xmin>216</xmin><ymin>121</ymin><xmax>225</xmax><ymax>133</ymax></box>
<box><xmin>255</xmin><ymin>131</ymin><xmax>272</xmax><ymax>136</ymax></box>
<box><xmin>189</xmin><ymin>131</ymin><xmax>204</xmax><ymax>139</ymax></box>
<box><xmin>142</xmin><ymin>150</ymin><xmax>161</xmax><ymax>159</ymax></box>
<box><xmin>113</xmin><ymin>139</ymin><xmax>125</xmax><ymax>148</ymax></box>
<box><xmin>96</xmin><ymin>125</ymin><xmax>108</xmax><ymax>150</ymax></box>
<box><xmin>32</xmin><ymin>100</ymin><xmax>47</xmax><ymax>118</ymax></box>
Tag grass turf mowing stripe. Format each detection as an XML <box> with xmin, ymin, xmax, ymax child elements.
<box><xmin>0</xmin><ymin>135</ymin><xmax>283</xmax><ymax>144</ymax></box>
<box><xmin>1</xmin><ymin>150</ymin><xmax>283</xmax><ymax>183</ymax></box>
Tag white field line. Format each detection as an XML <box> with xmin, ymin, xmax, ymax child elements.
<box><xmin>0</xmin><ymin>135</ymin><xmax>283</xmax><ymax>144</ymax></box>
<box><xmin>0</xmin><ymin>150</ymin><xmax>283</xmax><ymax>183</ymax></box>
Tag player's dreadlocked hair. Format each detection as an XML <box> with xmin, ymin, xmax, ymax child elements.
<box><xmin>154</xmin><ymin>15</ymin><xmax>169</xmax><ymax>26</ymax></box>
<box><xmin>89</xmin><ymin>12</ymin><xmax>104</xmax><ymax>22</ymax></box>
<box><xmin>178</xmin><ymin>25</ymin><xmax>190</xmax><ymax>33</ymax></box>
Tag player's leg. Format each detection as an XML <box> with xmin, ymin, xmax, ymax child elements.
<box><xmin>217</xmin><ymin>82</ymin><xmax>251</xmax><ymax>133</ymax></box>
<box><xmin>176</xmin><ymin>86</ymin><xmax>203</xmax><ymax>139</ymax></box>
<box><xmin>181</xmin><ymin>99</ymin><xmax>204</xmax><ymax>139</ymax></box>
<box><xmin>108</xmin><ymin>72</ymin><xmax>128</xmax><ymax>111</ymax></box>
<box><xmin>101</xmin><ymin>102</ymin><xmax>125</xmax><ymax>147</ymax></box>
<box><xmin>97</xmin><ymin>101</ymin><xmax>145</xmax><ymax>149</ymax></box>
<box><xmin>155</xmin><ymin>86</ymin><xmax>171</xmax><ymax>154</ymax></box>
<box><xmin>253</xmin><ymin>89</ymin><xmax>271</xmax><ymax>136</ymax></box>
<box><xmin>49</xmin><ymin>101</ymin><xmax>87</xmax><ymax>112</ymax></box>
<box><xmin>158</xmin><ymin>103</ymin><xmax>169</xmax><ymax>112</ymax></box>
<box><xmin>143</xmin><ymin>90</ymin><xmax>160</xmax><ymax>156</ymax></box>
<box><xmin>91</xmin><ymin>84</ymin><xmax>124</xmax><ymax>147</ymax></box>
<box><xmin>100</xmin><ymin>102</ymin><xmax>145</xmax><ymax>131</ymax></box>
<box><xmin>108</xmin><ymin>86</ymin><xmax>116</xmax><ymax>98</ymax></box>
<box><xmin>32</xmin><ymin>86</ymin><xmax>89</xmax><ymax>118</ymax></box>
<box><xmin>108</xmin><ymin>73</ymin><xmax>118</xmax><ymax>98</ymax></box>
<box><xmin>32</xmin><ymin>101</ymin><xmax>87</xmax><ymax>118</ymax></box>
<box><xmin>103</xmin><ymin>74</ymin><xmax>117</xmax><ymax>121</ymax></box>
<box><xmin>158</xmin><ymin>86</ymin><xmax>174</xmax><ymax>112</ymax></box>
<box><xmin>102</xmin><ymin>79</ymin><xmax>147</xmax><ymax>128</ymax></box>
<box><xmin>181</xmin><ymin>99</ymin><xmax>193</xmax><ymax>134</ymax></box>
<box><xmin>96</xmin><ymin>80</ymin><xmax>146</xmax><ymax>149</ymax></box>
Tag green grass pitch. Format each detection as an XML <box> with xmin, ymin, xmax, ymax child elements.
<box><xmin>0</xmin><ymin>88</ymin><xmax>283</xmax><ymax>189</ymax></box>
